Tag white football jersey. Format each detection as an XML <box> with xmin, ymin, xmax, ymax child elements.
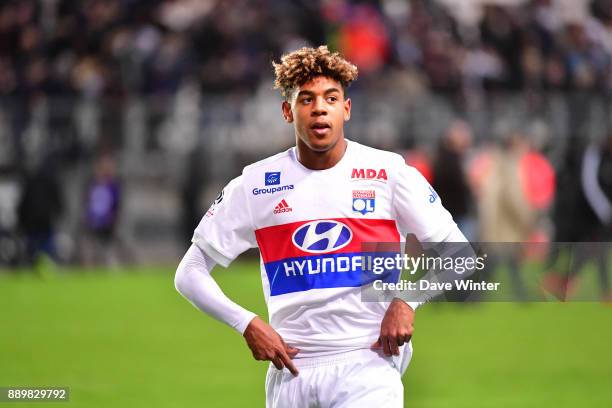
<box><xmin>193</xmin><ymin>140</ymin><xmax>455</xmax><ymax>357</ymax></box>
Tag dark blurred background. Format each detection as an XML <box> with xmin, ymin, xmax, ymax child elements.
<box><xmin>2</xmin><ymin>0</ymin><xmax>612</xmax><ymax>270</ymax></box>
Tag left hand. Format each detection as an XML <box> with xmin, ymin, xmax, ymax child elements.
<box><xmin>371</xmin><ymin>298</ymin><xmax>415</xmax><ymax>356</ymax></box>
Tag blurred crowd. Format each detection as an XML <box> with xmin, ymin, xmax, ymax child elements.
<box><xmin>2</xmin><ymin>0</ymin><xmax>612</xmax><ymax>164</ymax></box>
<box><xmin>0</xmin><ymin>0</ymin><xmax>612</xmax><ymax>98</ymax></box>
<box><xmin>0</xmin><ymin>0</ymin><xmax>612</xmax><ymax>299</ymax></box>
<box><xmin>2</xmin><ymin>0</ymin><xmax>612</xmax><ymax>102</ymax></box>
<box><xmin>1</xmin><ymin>0</ymin><xmax>612</xmax><ymax>173</ymax></box>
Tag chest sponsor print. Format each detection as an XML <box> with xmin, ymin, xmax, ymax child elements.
<box><xmin>255</xmin><ymin>218</ymin><xmax>401</xmax><ymax>295</ymax></box>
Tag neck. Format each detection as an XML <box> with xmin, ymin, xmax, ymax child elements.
<box><xmin>296</xmin><ymin>138</ymin><xmax>347</xmax><ymax>170</ymax></box>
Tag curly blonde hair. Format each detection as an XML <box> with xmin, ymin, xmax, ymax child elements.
<box><xmin>273</xmin><ymin>45</ymin><xmax>358</xmax><ymax>100</ymax></box>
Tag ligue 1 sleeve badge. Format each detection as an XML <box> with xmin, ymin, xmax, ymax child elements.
<box><xmin>205</xmin><ymin>189</ymin><xmax>224</xmax><ymax>217</ymax></box>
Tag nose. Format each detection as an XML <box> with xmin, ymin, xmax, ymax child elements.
<box><xmin>311</xmin><ymin>96</ymin><xmax>327</xmax><ymax>116</ymax></box>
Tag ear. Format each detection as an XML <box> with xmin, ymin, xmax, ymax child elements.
<box><xmin>343</xmin><ymin>98</ymin><xmax>351</xmax><ymax>121</ymax></box>
<box><xmin>282</xmin><ymin>101</ymin><xmax>293</xmax><ymax>123</ymax></box>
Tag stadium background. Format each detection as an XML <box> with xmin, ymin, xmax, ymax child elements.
<box><xmin>1</xmin><ymin>0</ymin><xmax>611</xmax><ymax>407</ymax></box>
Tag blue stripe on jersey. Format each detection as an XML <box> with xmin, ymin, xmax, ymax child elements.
<box><xmin>264</xmin><ymin>251</ymin><xmax>400</xmax><ymax>296</ymax></box>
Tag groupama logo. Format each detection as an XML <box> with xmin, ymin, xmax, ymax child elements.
<box><xmin>265</xmin><ymin>172</ymin><xmax>281</xmax><ymax>186</ymax></box>
<box><xmin>291</xmin><ymin>220</ymin><xmax>353</xmax><ymax>253</ymax></box>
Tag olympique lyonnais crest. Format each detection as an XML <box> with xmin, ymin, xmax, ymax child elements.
<box><xmin>352</xmin><ymin>190</ymin><xmax>375</xmax><ymax>215</ymax></box>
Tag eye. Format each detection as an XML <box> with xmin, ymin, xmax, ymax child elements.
<box><xmin>327</xmin><ymin>96</ymin><xmax>338</xmax><ymax>103</ymax></box>
<box><xmin>300</xmin><ymin>97</ymin><xmax>312</xmax><ymax>104</ymax></box>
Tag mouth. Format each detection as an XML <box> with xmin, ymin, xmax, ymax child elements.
<box><xmin>310</xmin><ymin>122</ymin><xmax>331</xmax><ymax>136</ymax></box>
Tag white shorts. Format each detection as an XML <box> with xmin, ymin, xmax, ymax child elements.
<box><xmin>265</xmin><ymin>346</ymin><xmax>412</xmax><ymax>408</ymax></box>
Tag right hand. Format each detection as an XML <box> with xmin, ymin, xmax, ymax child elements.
<box><xmin>243</xmin><ymin>316</ymin><xmax>300</xmax><ymax>376</ymax></box>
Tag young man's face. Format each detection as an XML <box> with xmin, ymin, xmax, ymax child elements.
<box><xmin>282</xmin><ymin>76</ymin><xmax>351</xmax><ymax>152</ymax></box>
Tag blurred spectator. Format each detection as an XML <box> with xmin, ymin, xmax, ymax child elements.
<box><xmin>80</xmin><ymin>153</ymin><xmax>122</xmax><ymax>266</ymax></box>
<box><xmin>478</xmin><ymin>130</ymin><xmax>554</xmax><ymax>242</ymax></box>
<box><xmin>432</xmin><ymin>120</ymin><xmax>476</xmax><ymax>240</ymax></box>
<box><xmin>477</xmin><ymin>131</ymin><xmax>542</xmax><ymax>299</ymax></box>
<box><xmin>17</xmin><ymin>161</ymin><xmax>63</xmax><ymax>265</ymax></box>
<box><xmin>569</xmin><ymin>133</ymin><xmax>612</xmax><ymax>299</ymax></box>
<box><xmin>544</xmin><ymin>134</ymin><xmax>612</xmax><ymax>300</ymax></box>
<box><xmin>580</xmin><ymin>134</ymin><xmax>612</xmax><ymax>240</ymax></box>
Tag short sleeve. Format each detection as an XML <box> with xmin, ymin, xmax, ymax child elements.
<box><xmin>393</xmin><ymin>164</ymin><xmax>456</xmax><ymax>242</ymax></box>
<box><xmin>192</xmin><ymin>175</ymin><xmax>256</xmax><ymax>267</ymax></box>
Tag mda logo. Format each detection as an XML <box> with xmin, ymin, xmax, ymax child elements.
<box><xmin>265</xmin><ymin>172</ymin><xmax>281</xmax><ymax>186</ymax></box>
<box><xmin>351</xmin><ymin>168</ymin><xmax>388</xmax><ymax>181</ymax></box>
<box><xmin>292</xmin><ymin>220</ymin><xmax>353</xmax><ymax>253</ymax></box>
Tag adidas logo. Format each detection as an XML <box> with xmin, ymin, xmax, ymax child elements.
<box><xmin>273</xmin><ymin>199</ymin><xmax>293</xmax><ymax>214</ymax></box>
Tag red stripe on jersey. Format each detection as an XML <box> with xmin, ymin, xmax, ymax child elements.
<box><xmin>255</xmin><ymin>218</ymin><xmax>400</xmax><ymax>263</ymax></box>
